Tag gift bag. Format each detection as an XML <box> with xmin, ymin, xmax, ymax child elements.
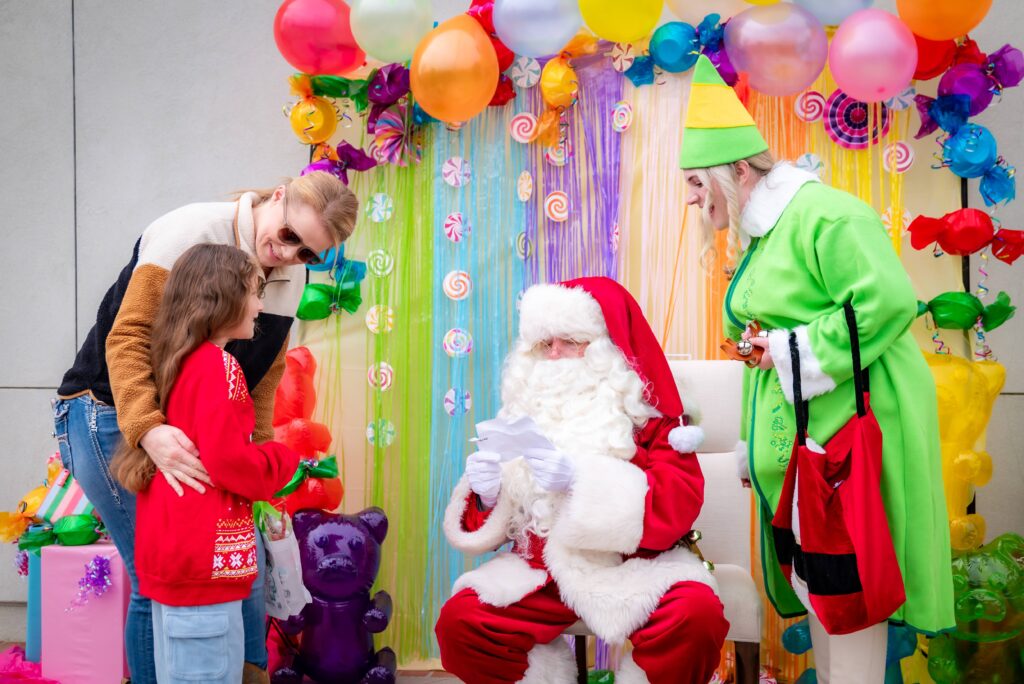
<box><xmin>258</xmin><ymin>507</ymin><xmax>311</xmax><ymax>619</ymax></box>
<box><xmin>771</xmin><ymin>303</ymin><xmax>906</xmax><ymax>635</ymax></box>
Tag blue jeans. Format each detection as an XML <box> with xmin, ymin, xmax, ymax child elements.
<box><xmin>53</xmin><ymin>395</ymin><xmax>268</xmax><ymax>683</ymax></box>
<box><xmin>152</xmin><ymin>600</ymin><xmax>244</xmax><ymax>684</ymax></box>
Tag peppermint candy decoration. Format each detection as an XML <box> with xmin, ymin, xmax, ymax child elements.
<box><xmin>517</xmin><ymin>171</ymin><xmax>533</xmax><ymax>202</ymax></box>
<box><xmin>443</xmin><ymin>328</ymin><xmax>473</xmax><ymax>357</ymax></box>
<box><xmin>365</xmin><ymin>305</ymin><xmax>394</xmax><ymax>334</ymax></box>
<box><xmin>545</xmin><ymin>141</ymin><xmax>571</xmax><ymax>167</ymax></box>
<box><xmin>508</xmin><ymin>112</ymin><xmax>537</xmax><ymax>144</ymax></box>
<box><xmin>884</xmin><ymin>86</ymin><xmax>916</xmax><ymax>112</ymax></box>
<box><xmin>367</xmin><ymin>249</ymin><xmax>395</xmax><ymax>278</ymax></box>
<box><xmin>443</xmin><ymin>388</ymin><xmax>472</xmax><ymax>417</ymax></box>
<box><xmin>882</xmin><ymin>207</ymin><xmax>913</xmax><ymax>236</ymax></box>
<box><xmin>442</xmin><ymin>270</ymin><xmax>472</xmax><ymax>301</ymax></box>
<box><xmin>883</xmin><ymin>142</ymin><xmax>915</xmax><ymax>174</ymax></box>
<box><xmin>366</xmin><ymin>419</ymin><xmax>396</xmax><ymax>447</ymax></box>
<box><xmin>795</xmin><ymin>91</ymin><xmax>826</xmax><ymax>123</ymax></box>
<box><xmin>442</xmin><ymin>157</ymin><xmax>471</xmax><ymax>187</ymax></box>
<box><xmin>444</xmin><ymin>212</ymin><xmax>468</xmax><ymax>242</ymax></box>
<box><xmin>508</xmin><ymin>56</ymin><xmax>541</xmax><ymax>88</ymax></box>
<box><xmin>610</xmin><ymin>43</ymin><xmax>636</xmax><ymax>72</ymax></box>
<box><xmin>795</xmin><ymin>153</ymin><xmax>824</xmax><ymax>177</ymax></box>
<box><xmin>367</xmin><ymin>362</ymin><xmax>394</xmax><ymax>391</ymax></box>
<box><xmin>366</xmin><ymin>193</ymin><xmax>394</xmax><ymax>223</ymax></box>
<box><xmin>515</xmin><ymin>232</ymin><xmax>533</xmax><ymax>259</ymax></box>
<box><xmin>612</xmin><ymin>101</ymin><xmax>633</xmax><ymax>133</ymax></box>
<box><xmin>544</xmin><ymin>191</ymin><xmax>569</xmax><ymax>223</ymax></box>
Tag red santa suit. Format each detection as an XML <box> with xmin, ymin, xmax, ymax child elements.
<box><xmin>435</xmin><ymin>278</ymin><xmax>729</xmax><ymax>684</ymax></box>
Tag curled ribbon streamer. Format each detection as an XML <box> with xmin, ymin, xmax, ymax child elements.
<box><xmin>977</xmin><ymin>249</ymin><xmax>990</xmax><ymax>299</ymax></box>
<box><xmin>974</xmin><ymin>317</ymin><xmax>994</xmax><ymax>360</ymax></box>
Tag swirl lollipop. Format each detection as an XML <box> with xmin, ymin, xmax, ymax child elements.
<box><xmin>516</xmin><ymin>232</ymin><xmax>533</xmax><ymax>259</ymax></box>
<box><xmin>509</xmin><ymin>113</ymin><xmax>538</xmax><ymax>143</ymax></box>
<box><xmin>612</xmin><ymin>101</ymin><xmax>633</xmax><ymax>133</ymax></box>
<box><xmin>367</xmin><ymin>362</ymin><xmax>395</xmax><ymax>391</ymax></box>
<box><xmin>365</xmin><ymin>305</ymin><xmax>395</xmax><ymax>334</ymax></box>
<box><xmin>442</xmin><ymin>270</ymin><xmax>473</xmax><ymax>301</ymax></box>
<box><xmin>544</xmin><ymin>191</ymin><xmax>569</xmax><ymax>223</ymax></box>
<box><xmin>883</xmin><ymin>142</ymin><xmax>915</xmax><ymax>174</ymax></box>
<box><xmin>795</xmin><ymin>153</ymin><xmax>824</xmax><ymax>176</ymax></box>
<box><xmin>611</xmin><ymin>43</ymin><xmax>636</xmax><ymax>72</ymax></box>
<box><xmin>366</xmin><ymin>419</ymin><xmax>396</xmax><ymax>447</ymax></box>
<box><xmin>795</xmin><ymin>90</ymin><xmax>826</xmax><ymax>122</ymax></box>
<box><xmin>367</xmin><ymin>249</ymin><xmax>395</xmax><ymax>278</ymax></box>
<box><xmin>443</xmin><ymin>328</ymin><xmax>474</xmax><ymax>357</ymax></box>
<box><xmin>545</xmin><ymin>141</ymin><xmax>572</xmax><ymax>167</ymax></box>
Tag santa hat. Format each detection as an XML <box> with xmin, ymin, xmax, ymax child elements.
<box><xmin>678</xmin><ymin>55</ymin><xmax>769</xmax><ymax>169</ymax></box>
<box><xmin>518</xmin><ymin>277</ymin><xmax>704</xmax><ymax>453</ymax></box>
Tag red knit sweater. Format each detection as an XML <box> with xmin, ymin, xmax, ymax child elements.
<box><xmin>136</xmin><ymin>342</ymin><xmax>299</xmax><ymax>606</ymax></box>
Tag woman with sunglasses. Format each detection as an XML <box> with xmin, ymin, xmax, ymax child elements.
<box><xmin>52</xmin><ymin>171</ymin><xmax>358</xmax><ymax>684</ymax></box>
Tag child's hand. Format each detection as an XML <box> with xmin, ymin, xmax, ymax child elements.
<box><xmin>140</xmin><ymin>424</ymin><xmax>211</xmax><ymax>496</ymax></box>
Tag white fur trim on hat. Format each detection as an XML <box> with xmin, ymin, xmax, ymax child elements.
<box><xmin>518</xmin><ymin>284</ymin><xmax>607</xmax><ymax>346</ymax></box>
<box><xmin>668</xmin><ymin>424</ymin><xmax>705</xmax><ymax>454</ymax></box>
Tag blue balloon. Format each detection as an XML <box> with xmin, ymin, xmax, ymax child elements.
<box><xmin>650</xmin><ymin>22</ymin><xmax>700</xmax><ymax>73</ymax></box>
<box><xmin>944</xmin><ymin>124</ymin><xmax>998</xmax><ymax>179</ymax></box>
<box><xmin>782</xmin><ymin>618</ymin><xmax>813</xmax><ymax>655</ymax></box>
<box><xmin>795</xmin><ymin>668</ymin><xmax>818</xmax><ymax>684</ymax></box>
<box><xmin>794</xmin><ymin>0</ymin><xmax>874</xmax><ymax>27</ymax></box>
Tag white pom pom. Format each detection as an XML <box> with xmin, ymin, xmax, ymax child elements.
<box><xmin>668</xmin><ymin>425</ymin><xmax>705</xmax><ymax>453</ymax></box>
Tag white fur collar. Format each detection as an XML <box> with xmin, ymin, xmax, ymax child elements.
<box><xmin>738</xmin><ymin>163</ymin><xmax>820</xmax><ymax>250</ymax></box>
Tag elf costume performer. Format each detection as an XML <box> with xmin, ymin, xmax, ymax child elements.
<box><xmin>435</xmin><ymin>278</ymin><xmax>729</xmax><ymax>684</ymax></box>
<box><xmin>680</xmin><ymin>56</ymin><xmax>955</xmax><ymax>682</ymax></box>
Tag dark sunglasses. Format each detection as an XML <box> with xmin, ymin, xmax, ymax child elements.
<box><xmin>281</xmin><ymin>192</ymin><xmax>325</xmax><ymax>266</ymax></box>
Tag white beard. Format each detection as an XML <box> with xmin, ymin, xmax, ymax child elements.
<box><xmin>496</xmin><ymin>338</ymin><xmax>660</xmax><ymax>553</ymax></box>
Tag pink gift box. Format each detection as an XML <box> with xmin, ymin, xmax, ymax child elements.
<box><xmin>41</xmin><ymin>541</ymin><xmax>129</xmax><ymax>684</ymax></box>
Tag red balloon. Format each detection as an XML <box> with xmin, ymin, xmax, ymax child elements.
<box><xmin>276</xmin><ymin>477</ymin><xmax>344</xmax><ymax>516</ymax></box>
<box><xmin>274</xmin><ymin>418</ymin><xmax>333</xmax><ymax>456</ymax></box>
<box><xmin>273</xmin><ymin>347</ymin><xmax>318</xmax><ymax>427</ymax></box>
<box><xmin>489</xmin><ymin>74</ymin><xmax>516</xmax><ymax>107</ymax></box>
<box><xmin>913</xmin><ymin>34</ymin><xmax>956</xmax><ymax>81</ymax></box>
<box><xmin>490</xmin><ymin>35</ymin><xmax>515</xmax><ymax>72</ymax></box>
<box><xmin>273</xmin><ymin>0</ymin><xmax>365</xmax><ymax>75</ymax></box>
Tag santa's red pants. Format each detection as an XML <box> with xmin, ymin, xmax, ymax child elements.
<box><xmin>435</xmin><ymin>580</ymin><xmax>728</xmax><ymax>684</ymax></box>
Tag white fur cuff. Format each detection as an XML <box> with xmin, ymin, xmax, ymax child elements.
<box><xmin>552</xmin><ymin>456</ymin><xmax>649</xmax><ymax>554</ymax></box>
<box><xmin>767</xmin><ymin>325</ymin><xmax>837</xmax><ymax>404</ymax></box>
<box><xmin>443</xmin><ymin>476</ymin><xmax>514</xmax><ymax>556</ymax></box>
<box><xmin>452</xmin><ymin>552</ymin><xmax>548</xmax><ymax>607</ymax></box>
<box><xmin>668</xmin><ymin>424</ymin><xmax>705</xmax><ymax>453</ymax></box>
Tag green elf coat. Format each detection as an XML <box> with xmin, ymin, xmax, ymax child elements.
<box><xmin>725</xmin><ymin>163</ymin><xmax>955</xmax><ymax>634</ymax></box>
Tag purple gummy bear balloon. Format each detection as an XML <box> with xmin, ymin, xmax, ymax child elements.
<box><xmin>939</xmin><ymin>63</ymin><xmax>994</xmax><ymax>117</ymax></box>
<box><xmin>275</xmin><ymin>507</ymin><xmax>396</xmax><ymax>684</ymax></box>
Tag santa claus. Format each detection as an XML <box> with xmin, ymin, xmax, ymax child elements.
<box><xmin>435</xmin><ymin>277</ymin><xmax>729</xmax><ymax>684</ymax></box>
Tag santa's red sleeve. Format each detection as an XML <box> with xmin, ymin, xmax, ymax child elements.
<box><xmin>633</xmin><ymin>417</ymin><xmax>704</xmax><ymax>550</ymax></box>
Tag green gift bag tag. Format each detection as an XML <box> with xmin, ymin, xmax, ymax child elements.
<box><xmin>53</xmin><ymin>514</ymin><xmax>101</xmax><ymax>546</ymax></box>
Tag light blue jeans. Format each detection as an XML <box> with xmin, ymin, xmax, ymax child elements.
<box><xmin>152</xmin><ymin>600</ymin><xmax>244</xmax><ymax>684</ymax></box>
<box><xmin>53</xmin><ymin>395</ymin><xmax>268</xmax><ymax>684</ymax></box>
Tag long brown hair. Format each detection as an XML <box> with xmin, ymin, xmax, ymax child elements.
<box><xmin>112</xmin><ymin>244</ymin><xmax>263</xmax><ymax>493</ymax></box>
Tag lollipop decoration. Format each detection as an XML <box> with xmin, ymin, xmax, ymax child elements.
<box><xmin>366</xmin><ymin>193</ymin><xmax>395</xmax><ymax>223</ymax></box>
<box><xmin>883</xmin><ymin>86</ymin><xmax>916</xmax><ymax>112</ymax></box>
<box><xmin>442</xmin><ymin>157</ymin><xmax>472</xmax><ymax>187</ymax></box>
<box><xmin>443</xmin><ymin>388</ymin><xmax>472</xmax><ymax>417</ymax></box>
<box><xmin>443</xmin><ymin>328</ymin><xmax>474</xmax><ymax>357</ymax></box>
<box><xmin>517</xmin><ymin>171</ymin><xmax>533</xmax><ymax>202</ymax></box>
<box><xmin>795</xmin><ymin>91</ymin><xmax>826</xmax><ymax>122</ymax></box>
<box><xmin>515</xmin><ymin>232</ymin><xmax>533</xmax><ymax>259</ymax></box>
<box><xmin>366</xmin><ymin>419</ymin><xmax>396</xmax><ymax>447</ymax></box>
<box><xmin>365</xmin><ymin>305</ymin><xmax>395</xmax><ymax>334</ymax></box>
<box><xmin>367</xmin><ymin>249</ymin><xmax>395</xmax><ymax>278</ymax></box>
<box><xmin>508</xmin><ymin>113</ymin><xmax>538</xmax><ymax>143</ymax></box>
<box><xmin>544</xmin><ymin>191</ymin><xmax>570</xmax><ymax>223</ymax></box>
<box><xmin>367</xmin><ymin>362</ymin><xmax>395</xmax><ymax>391</ymax></box>
<box><xmin>612</xmin><ymin>101</ymin><xmax>633</xmax><ymax>133</ymax></box>
<box><xmin>795</xmin><ymin>153</ymin><xmax>824</xmax><ymax>177</ymax></box>
<box><xmin>508</xmin><ymin>56</ymin><xmax>542</xmax><ymax>88</ymax></box>
<box><xmin>883</xmin><ymin>142</ymin><xmax>915</xmax><ymax>174</ymax></box>
<box><xmin>444</xmin><ymin>212</ymin><xmax>470</xmax><ymax>243</ymax></box>
<box><xmin>610</xmin><ymin>43</ymin><xmax>636</xmax><ymax>73</ymax></box>
<box><xmin>544</xmin><ymin>141</ymin><xmax>572</xmax><ymax>167</ymax></box>
<box><xmin>442</xmin><ymin>271</ymin><xmax>473</xmax><ymax>301</ymax></box>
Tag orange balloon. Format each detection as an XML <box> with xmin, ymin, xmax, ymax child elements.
<box><xmin>410</xmin><ymin>14</ymin><xmax>499</xmax><ymax>124</ymax></box>
<box><xmin>896</xmin><ymin>0</ymin><xmax>992</xmax><ymax>41</ymax></box>
<box><xmin>540</xmin><ymin>57</ymin><xmax>578</xmax><ymax>109</ymax></box>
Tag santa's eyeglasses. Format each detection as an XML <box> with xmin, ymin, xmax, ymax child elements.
<box><xmin>533</xmin><ymin>338</ymin><xmax>589</xmax><ymax>356</ymax></box>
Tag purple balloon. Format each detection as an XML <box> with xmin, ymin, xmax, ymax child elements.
<box><xmin>724</xmin><ymin>4</ymin><xmax>828</xmax><ymax>97</ymax></box>
<box><xmin>939</xmin><ymin>63</ymin><xmax>995</xmax><ymax>117</ymax></box>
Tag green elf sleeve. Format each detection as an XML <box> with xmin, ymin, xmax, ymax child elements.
<box><xmin>765</xmin><ymin>214</ymin><xmax>918</xmax><ymax>403</ymax></box>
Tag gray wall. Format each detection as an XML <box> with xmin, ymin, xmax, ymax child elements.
<box><xmin>1</xmin><ymin>0</ymin><xmax>1020</xmax><ymax>642</ymax></box>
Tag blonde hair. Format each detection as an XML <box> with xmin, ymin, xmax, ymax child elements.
<box><xmin>111</xmin><ymin>244</ymin><xmax>263</xmax><ymax>493</ymax></box>
<box><xmin>236</xmin><ymin>171</ymin><xmax>359</xmax><ymax>245</ymax></box>
<box><xmin>694</xmin><ymin>150</ymin><xmax>775</xmax><ymax>270</ymax></box>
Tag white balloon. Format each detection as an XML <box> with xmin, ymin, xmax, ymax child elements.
<box><xmin>666</xmin><ymin>0</ymin><xmax>747</xmax><ymax>25</ymax></box>
<box><xmin>493</xmin><ymin>0</ymin><xmax>582</xmax><ymax>59</ymax></box>
<box><xmin>351</xmin><ymin>0</ymin><xmax>434</xmax><ymax>64</ymax></box>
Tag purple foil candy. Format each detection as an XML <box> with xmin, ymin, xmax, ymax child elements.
<box><xmin>990</xmin><ymin>44</ymin><xmax>1024</xmax><ymax>89</ymax></box>
<box><xmin>302</xmin><ymin>142</ymin><xmax>377</xmax><ymax>185</ymax></box>
<box><xmin>939</xmin><ymin>63</ymin><xmax>994</xmax><ymax>116</ymax></box>
<box><xmin>367</xmin><ymin>64</ymin><xmax>410</xmax><ymax>134</ymax></box>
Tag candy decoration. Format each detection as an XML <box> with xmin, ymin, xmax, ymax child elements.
<box><xmin>824</xmin><ymin>90</ymin><xmax>890</xmax><ymax>150</ymax></box>
<box><xmin>366</xmin><ymin>192</ymin><xmax>394</xmax><ymax>223</ymax></box>
<box><xmin>364</xmin><ymin>305</ymin><xmax>394</xmax><ymax>334</ymax></box>
<box><xmin>442</xmin><ymin>270</ymin><xmax>473</xmax><ymax>301</ymax></box>
<box><xmin>544</xmin><ymin>191</ymin><xmax>569</xmax><ymax>223</ymax></box>
<box><xmin>443</xmin><ymin>388</ymin><xmax>472</xmax><ymax>417</ymax></box>
<box><xmin>508</xmin><ymin>56</ymin><xmax>541</xmax><ymax>88</ymax></box>
<box><xmin>516</xmin><ymin>232</ymin><xmax>533</xmax><ymax>259</ymax></box>
<box><xmin>883</xmin><ymin>142</ymin><xmax>915</xmax><ymax>174</ymax></box>
<box><xmin>444</xmin><ymin>212</ymin><xmax>469</xmax><ymax>242</ymax></box>
<box><xmin>611</xmin><ymin>42</ymin><xmax>636</xmax><ymax>72</ymax></box>
<box><xmin>370</xmin><ymin>104</ymin><xmax>421</xmax><ymax>167</ymax></box>
<box><xmin>611</xmin><ymin>222</ymin><xmax>621</xmax><ymax>253</ymax></box>
<box><xmin>882</xmin><ymin>207</ymin><xmax>913</xmax><ymax>236</ymax></box>
<box><xmin>545</xmin><ymin>141</ymin><xmax>571</xmax><ymax>167</ymax></box>
<box><xmin>612</xmin><ymin>101</ymin><xmax>633</xmax><ymax>133</ymax></box>
<box><xmin>795</xmin><ymin>90</ymin><xmax>826</xmax><ymax>122</ymax></box>
<box><xmin>366</xmin><ymin>419</ymin><xmax>396</xmax><ymax>447</ymax></box>
<box><xmin>367</xmin><ymin>249</ymin><xmax>395</xmax><ymax>277</ymax></box>
<box><xmin>442</xmin><ymin>156</ymin><xmax>472</xmax><ymax>187</ymax></box>
<box><xmin>508</xmin><ymin>112</ymin><xmax>538</xmax><ymax>143</ymax></box>
<box><xmin>443</xmin><ymin>328</ymin><xmax>474</xmax><ymax>357</ymax></box>
<box><xmin>884</xmin><ymin>86</ymin><xmax>916</xmax><ymax>111</ymax></box>
<box><xmin>795</xmin><ymin>153</ymin><xmax>824</xmax><ymax>177</ymax></box>
<box><xmin>517</xmin><ymin>171</ymin><xmax>534</xmax><ymax>202</ymax></box>
<box><xmin>367</xmin><ymin>362</ymin><xmax>394</xmax><ymax>391</ymax></box>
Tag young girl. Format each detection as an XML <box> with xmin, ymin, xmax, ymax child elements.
<box><xmin>113</xmin><ymin>244</ymin><xmax>300</xmax><ymax>684</ymax></box>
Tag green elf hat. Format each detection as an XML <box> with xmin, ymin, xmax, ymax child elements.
<box><xmin>679</xmin><ymin>55</ymin><xmax>769</xmax><ymax>169</ymax></box>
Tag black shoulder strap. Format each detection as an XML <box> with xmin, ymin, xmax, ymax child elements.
<box><xmin>788</xmin><ymin>332</ymin><xmax>809</xmax><ymax>445</ymax></box>
<box><xmin>843</xmin><ymin>302</ymin><xmax>867</xmax><ymax>417</ymax></box>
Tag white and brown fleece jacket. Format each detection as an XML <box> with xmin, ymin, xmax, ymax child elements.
<box><xmin>58</xmin><ymin>193</ymin><xmax>305</xmax><ymax>446</ymax></box>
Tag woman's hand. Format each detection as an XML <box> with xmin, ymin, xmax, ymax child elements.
<box><xmin>746</xmin><ymin>336</ymin><xmax>774</xmax><ymax>370</ymax></box>
<box><xmin>140</xmin><ymin>425</ymin><xmax>210</xmax><ymax>496</ymax></box>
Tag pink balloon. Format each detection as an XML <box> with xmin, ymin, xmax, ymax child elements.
<box><xmin>829</xmin><ymin>9</ymin><xmax>918</xmax><ymax>103</ymax></box>
<box><xmin>724</xmin><ymin>4</ymin><xmax>828</xmax><ymax>97</ymax></box>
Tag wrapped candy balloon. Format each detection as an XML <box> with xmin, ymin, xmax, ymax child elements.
<box><xmin>302</xmin><ymin>141</ymin><xmax>377</xmax><ymax>185</ymax></box>
<box><xmin>366</xmin><ymin>64</ymin><xmax>410</xmax><ymax>134</ymax></box>
<box><xmin>919</xmin><ymin>291</ymin><xmax>1015</xmax><ymax>332</ymax></box>
<box><xmin>697</xmin><ymin>14</ymin><xmax>738</xmax><ymax>86</ymax></box>
<box><xmin>909</xmin><ymin>208</ymin><xmax>1024</xmax><ymax>263</ymax></box>
<box><xmin>287</xmin><ymin>75</ymin><xmax>339</xmax><ymax>145</ymax></box>
<box><xmin>916</xmin><ymin>44</ymin><xmax>1024</xmax><ymax>129</ymax></box>
<box><xmin>297</xmin><ymin>270</ymin><xmax>364</xmax><ymax>321</ymax></box>
<box><xmin>650</xmin><ymin>22</ymin><xmax>701</xmax><ymax>73</ymax></box>
<box><xmin>940</xmin><ymin>124</ymin><xmax>1017</xmax><ymax>206</ymax></box>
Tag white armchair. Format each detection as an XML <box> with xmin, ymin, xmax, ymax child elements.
<box><xmin>566</xmin><ymin>360</ymin><xmax>762</xmax><ymax>684</ymax></box>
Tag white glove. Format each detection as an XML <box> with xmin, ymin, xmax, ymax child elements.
<box><xmin>465</xmin><ymin>450</ymin><xmax>502</xmax><ymax>508</ymax></box>
<box><xmin>524</xmin><ymin>447</ymin><xmax>575</xmax><ymax>492</ymax></box>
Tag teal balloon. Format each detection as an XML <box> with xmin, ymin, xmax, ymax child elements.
<box><xmin>887</xmin><ymin>624</ymin><xmax>917</xmax><ymax>664</ymax></box>
<box><xmin>650</xmin><ymin>22</ymin><xmax>700</xmax><ymax>73</ymax></box>
<box><xmin>782</xmin><ymin>618</ymin><xmax>813</xmax><ymax>655</ymax></box>
<box><xmin>795</xmin><ymin>669</ymin><xmax>818</xmax><ymax>684</ymax></box>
